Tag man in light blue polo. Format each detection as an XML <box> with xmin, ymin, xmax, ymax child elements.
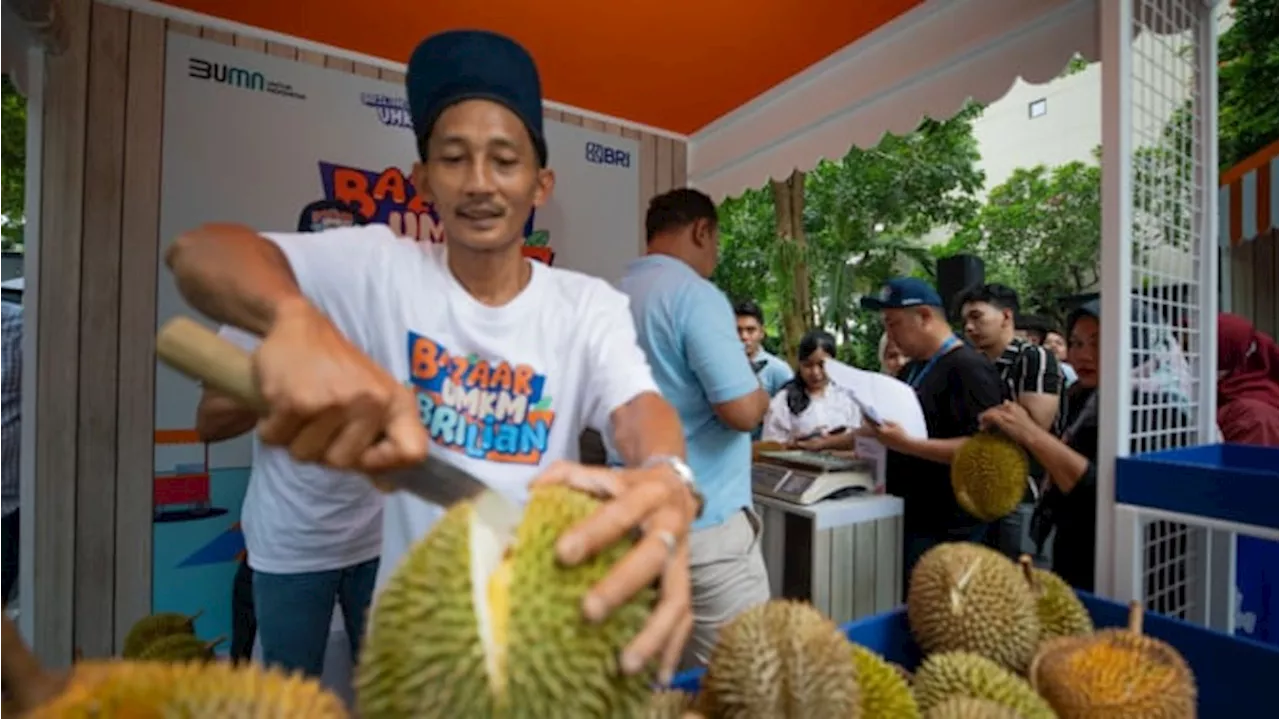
<box><xmin>734</xmin><ymin>299</ymin><xmax>793</xmax><ymax>439</ymax></box>
<box><xmin>618</xmin><ymin>188</ymin><xmax>772</xmax><ymax>667</ymax></box>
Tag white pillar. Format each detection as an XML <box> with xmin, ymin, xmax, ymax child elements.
<box><xmin>1096</xmin><ymin>0</ymin><xmax>1136</xmax><ymax>600</ymax></box>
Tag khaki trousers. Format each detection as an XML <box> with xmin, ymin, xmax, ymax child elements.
<box><xmin>679</xmin><ymin>508</ymin><xmax>771</xmax><ymax>670</ymax></box>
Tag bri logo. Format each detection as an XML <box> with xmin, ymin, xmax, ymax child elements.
<box><xmin>584</xmin><ymin>141</ymin><xmax>631</xmax><ymax>168</ymax></box>
<box><xmin>187</xmin><ymin>57</ymin><xmax>306</xmax><ymax>100</ymax></box>
<box><xmin>360</xmin><ymin>93</ymin><xmax>413</xmax><ymax>130</ymax></box>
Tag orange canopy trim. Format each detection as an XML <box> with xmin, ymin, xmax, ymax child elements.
<box><xmin>157</xmin><ymin>0</ymin><xmax>923</xmax><ymax>134</ymax></box>
<box><xmin>1219</xmin><ymin>141</ymin><xmax>1278</xmax><ymax>248</ymax></box>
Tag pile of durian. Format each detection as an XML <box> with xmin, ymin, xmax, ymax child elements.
<box><xmin>6</xmin><ymin>483</ymin><xmax>1198</xmax><ymax>718</ymax></box>
<box><xmin>658</xmin><ymin>541</ymin><xmax>1198</xmax><ymax>718</ymax></box>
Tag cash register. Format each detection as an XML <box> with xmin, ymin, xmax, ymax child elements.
<box><xmin>751</xmin><ymin>450</ymin><xmax>876</xmax><ymax>506</ymax></box>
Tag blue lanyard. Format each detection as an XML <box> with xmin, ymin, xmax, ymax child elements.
<box><xmin>906</xmin><ymin>335</ymin><xmax>960</xmax><ymax>388</ymax></box>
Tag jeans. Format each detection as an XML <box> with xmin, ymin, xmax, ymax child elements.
<box><xmin>2</xmin><ymin>509</ymin><xmax>18</xmax><ymax>604</ymax></box>
<box><xmin>252</xmin><ymin>557</ymin><xmax>379</xmax><ymax>677</ymax></box>
<box><xmin>230</xmin><ymin>558</ymin><xmax>256</xmax><ymax>662</ymax></box>
<box><xmin>903</xmin><ymin>521</ymin><xmax>990</xmax><ymax>596</ymax></box>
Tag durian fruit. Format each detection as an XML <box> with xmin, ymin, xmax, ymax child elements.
<box><xmin>950</xmin><ymin>432</ymin><xmax>1029</xmax><ymax>522</ymax></box>
<box><xmin>136</xmin><ymin>633</ymin><xmax>226</xmax><ymax>663</ymax></box>
<box><xmin>1030</xmin><ymin>600</ymin><xmax>1196</xmax><ymax>718</ymax></box>
<box><xmin>357</xmin><ymin>484</ymin><xmax>656</xmax><ymax>719</ymax></box>
<box><xmin>701</xmin><ymin>599</ymin><xmax>861</xmax><ymax>719</ymax></box>
<box><xmin>850</xmin><ymin>643</ymin><xmax>920</xmax><ymax>718</ymax></box>
<box><xmin>1020</xmin><ymin>555</ymin><xmax>1093</xmax><ymax>641</ymax></box>
<box><xmin>3</xmin><ymin>612</ymin><xmax>347</xmax><ymax>718</ymax></box>
<box><xmin>121</xmin><ymin>609</ymin><xmax>203</xmax><ymax>658</ymax></box>
<box><xmin>27</xmin><ymin>660</ymin><xmax>349</xmax><ymax>717</ymax></box>
<box><xmin>646</xmin><ymin>689</ymin><xmax>693</xmax><ymax>719</ymax></box>
<box><xmin>907</xmin><ymin>542</ymin><xmax>1041</xmax><ymax>672</ymax></box>
<box><xmin>924</xmin><ymin>696</ymin><xmax>1023</xmax><ymax>718</ymax></box>
<box><xmin>912</xmin><ymin>652</ymin><xmax>1055</xmax><ymax>719</ymax></box>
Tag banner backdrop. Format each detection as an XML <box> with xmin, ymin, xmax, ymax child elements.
<box><xmin>153</xmin><ymin>32</ymin><xmax>640</xmax><ymax>647</ymax></box>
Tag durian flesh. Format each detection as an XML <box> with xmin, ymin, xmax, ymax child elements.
<box><xmin>357</xmin><ymin>484</ymin><xmax>654</xmax><ymax>719</ymax></box>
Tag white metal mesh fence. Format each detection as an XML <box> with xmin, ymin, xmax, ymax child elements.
<box><xmin>1128</xmin><ymin>0</ymin><xmax>1214</xmax><ymax>621</ymax></box>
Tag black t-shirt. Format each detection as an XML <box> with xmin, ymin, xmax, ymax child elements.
<box><xmin>888</xmin><ymin>343</ymin><xmax>1005</xmax><ymax>530</ymax></box>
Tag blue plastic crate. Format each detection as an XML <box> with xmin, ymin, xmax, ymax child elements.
<box><xmin>670</xmin><ymin>593</ymin><xmax>1279</xmax><ymax>716</ymax></box>
<box><xmin>1115</xmin><ymin>443</ymin><xmax>1278</xmax><ymax>530</ymax></box>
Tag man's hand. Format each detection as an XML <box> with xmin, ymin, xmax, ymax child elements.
<box><xmin>253</xmin><ymin>298</ymin><xmax>427</xmax><ymax>473</ymax></box>
<box><xmin>531</xmin><ymin>460</ymin><xmax>698</xmax><ymax>684</ymax></box>
<box><xmin>980</xmin><ymin>401</ymin><xmax>1040</xmax><ymax>446</ymax></box>
<box><xmin>857</xmin><ymin>419</ymin><xmax>909</xmax><ymax>451</ymax></box>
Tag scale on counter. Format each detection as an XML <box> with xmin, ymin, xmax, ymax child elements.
<box><xmin>751</xmin><ymin>450</ymin><xmax>875</xmax><ymax>506</ymax></box>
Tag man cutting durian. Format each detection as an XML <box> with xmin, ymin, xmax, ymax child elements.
<box><xmin>165</xmin><ymin>29</ymin><xmax>698</xmax><ymax>683</ymax></box>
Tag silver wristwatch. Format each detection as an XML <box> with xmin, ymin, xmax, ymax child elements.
<box><xmin>641</xmin><ymin>455</ymin><xmax>705</xmax><ymax>520</ymax></box>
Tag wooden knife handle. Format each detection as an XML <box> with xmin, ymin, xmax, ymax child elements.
<box><xmin>156</xmin><ymin>317</ymin><xmax>268</xmax><ymax>414</ymax></box>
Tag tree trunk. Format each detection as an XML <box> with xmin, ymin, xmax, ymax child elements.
<box><xmin>771</xmin><ymin>170</ymin><xmax>810</xmax><ymax>364</ymax></box>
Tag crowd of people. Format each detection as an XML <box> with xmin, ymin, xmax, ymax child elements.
<box><xmin>1</xmin><ymin>26</ymin><xmax>1273</xmax><ymax>692</ymax></box>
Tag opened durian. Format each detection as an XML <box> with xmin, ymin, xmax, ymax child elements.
<box><xmin>1030</xmin><ymin>600</ymin><xmax>1196</xmax><ymax>718</ymax></box>
<box><xmin>851</xmin><ymin>643</ymin><xmax>920</xmax><ymax>718</ymax></box>
<box><xmin>924</xmin><ymin>695</ymin><xmax>1023</xmax><ymax>718</ymax></box>
<box><xmin>701</xmin><ymin>599</ymin><xmax>861</xmax><ymax>719</ymax></box>
<box><xmin>951</xmin><ymin>432</ymin><xmax>1030</xmax><ymax>522</ymax></box>
<box><xmin>907</xmin><ymin>542</ymin><xmax>1040</xmax><ymax>672</ymax></box>
<box><xmin>357</xmin><ymin>484</ymin><xmax>655</xmax><ymax>719</ymax></box>
<box><xmin>2</xmin><ymin>613</ymin><xmax>346</xmax><ymax>718</ymax></box>
<box><xmin>1020</xmin><ymin>555</ymin><xmax>1092</xmax><ymax>641</ymax></box>
<box><xmin>121</xmin><ymin>610</ymin><xmax>202</xmax><ymax>659</ymax></box>
<box><xmin>913</xmin><ymin>651</ymin><xmax>1055</xmax><ymax>719</ymax></box>
<box><xmin>136</xmin><ymin>633</ymin><xmax>225</xmax><ymax>663</ymax></box>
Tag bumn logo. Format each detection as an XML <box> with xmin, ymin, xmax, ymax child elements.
<box><xmin>585</xmin><ymin>141</ymin><xmax>631</xmax><ymax>168</ymax></box>
<box><xmin>188</xmin><ymin>57</ymin><xmax>306</xmax><ymax>100</ymax></box>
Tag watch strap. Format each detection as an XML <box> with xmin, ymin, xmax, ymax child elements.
<box><xmin>640</xmin><ymin>455</ymin><xmax>705</xmax><ymax>520</ymax></box>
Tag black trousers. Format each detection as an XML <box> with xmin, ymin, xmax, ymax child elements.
<box><xmin>231</xmin><ymin>557</ymin><xmax>257</xmax><ymax>661</ymax></box>
<box><xmin>2</xmin><ymin>510</ymin><xmax>18</xmax><ymax>605</ymax></box>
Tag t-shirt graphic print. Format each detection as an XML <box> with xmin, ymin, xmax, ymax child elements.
<box><xmin>408</xmin><ymin>331</ymin><xmax>556</xmax><ymax>465</ymax></box>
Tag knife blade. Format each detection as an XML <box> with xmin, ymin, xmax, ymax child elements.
<box><xmin>155</xmin><ymin>316</ymin><xmax>522</xmax><ymax>534</ymax></box>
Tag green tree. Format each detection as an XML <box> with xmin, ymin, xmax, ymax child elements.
<box><xmin>944</xmin><ymin>162</ymin><xmax>1101</xmax><ymax>327</ymax></box>
<box><xmin>1216</xmin><ymin>0</ymin><xmax>1278</xmax><ymax>169</ymax></box>
<box><xmin>2</xmin><ymin>74</ymin><xmax>27</xmax><ymax>251</ymax></box>
<box><xmin>714</xmin><ymin>104</ymin><xmax>986</xmax><ymax>369</ymax></box>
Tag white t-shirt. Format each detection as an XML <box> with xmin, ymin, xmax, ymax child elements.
<box><xmin>760</xmin><ymin>385</ymin><xmax>860</xmax><ymax>444</ymax></box>
<box><xmin>265</xmin><ymin>225</ymin><xmax>659</xmax><ymax>589</ymax></box>
<box><xmin>217</xmin><ymin>326</ymin><xmax>385</xmax><ymax>575</ymax></box>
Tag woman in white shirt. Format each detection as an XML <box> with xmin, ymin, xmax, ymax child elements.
<box><xmin>761</xmin><ymin>330</ymin><xmax>860</xmax><ymax>451</ymax></box>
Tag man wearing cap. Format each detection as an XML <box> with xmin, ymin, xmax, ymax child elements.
<box><xmin>167</xmin><ymin>29</ymin><xmax>697</xmax><ymax>682</ymax></box>
<box><xmin>858</xmin><ymin>278</ymin><xmax>1005</xmax><ymax>583</ymax></box>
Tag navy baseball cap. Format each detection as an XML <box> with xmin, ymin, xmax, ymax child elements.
<box><xmin>406</xmin><ymin>30</ymin><xmax>548</xmax><ymax>166</ymax></box>
<box><xmin>297</xmin><ymin>199</ymin><xmax>369</xmax><ymax>233</ymax></box>
<box><xmin>859</xmin><ymin>277</ymin><xmax>944</xmax><ymax>310</ymax></box>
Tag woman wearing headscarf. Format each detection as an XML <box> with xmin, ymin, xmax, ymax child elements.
<box><xmin>761</xmin><ymin>330</ymin><xmax>860</xmax><ymax>451</ymax></box>
<box><xmin>1216</xmin><ymin>313</ymin><xmax>1279</xmax><ymax>446</ymax></box>
<box><xmin>979</xmin><ymin>299</ymin><xmax>1194</xmax><ymax>590</ymax></box>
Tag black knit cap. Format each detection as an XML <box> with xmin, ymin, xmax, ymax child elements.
<box><xmin>406</xmin><ymin>29</ymin><xmax>548</xmax><ymax>166</ymax></box>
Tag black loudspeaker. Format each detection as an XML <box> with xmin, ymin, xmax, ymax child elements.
<box><xmin>936</xmin><ymin>254</ymin><xmax>985</xmax><ymax>315</ymax></box>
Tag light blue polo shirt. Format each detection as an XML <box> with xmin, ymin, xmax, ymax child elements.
<box><xmin>618</xmin><ymin>255</ymin><xmax>759</xmax><ymax>531</ymax></box>
<box><xmin>749</xmin><ymin>349</ymin><xmax>793</xmax><ymax>439</ymax></box>
<box><xmin>752</xmin><ymin>349</ymin><xmax>794</xmax><ymax>398</ymax></box>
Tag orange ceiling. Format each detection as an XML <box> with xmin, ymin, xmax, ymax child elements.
<box><xmin>158</xmin><ymin>0</ymin><xmax>924</xmax><ymax>134</ymax></box>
